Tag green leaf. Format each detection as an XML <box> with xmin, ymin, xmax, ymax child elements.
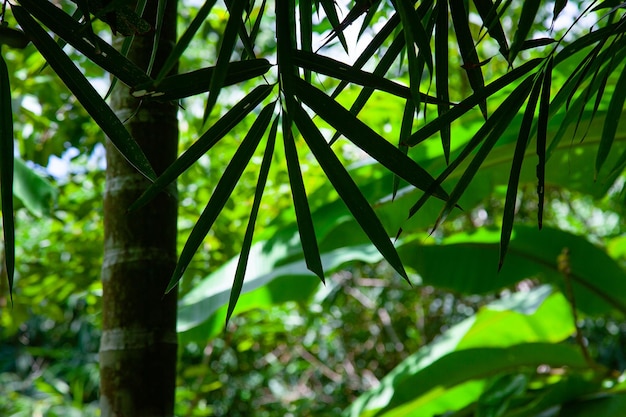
<box><xmin>318</xmin><ymin>0</ymin><xmax>349</xmax><ymax>52</ymax></box>
<box><xmin>12</xmin><ymin>5</ymin><xmax>157</xmax><ymax>181</ymax></box>
<box><xmin>145</xmin><ymin>0</ymin><xmax>168</xmax><ymax>76</ymax></box>
<box><xmin>537</xmin><ymin>56</ymin><xmax>553</xmax><ymax>229</ymax></box>
<box><xmin>500</xmin><ymin>74</ymin><xmax>542</xmax><ymax>270</ymax></box>
<box><xmin>435</xmin><ymin>0</ymin><xmax>451</xmax><ymax>162</ymax></box>
<box><xmin>283</xmin><ymin>114</ymin><xmax>325</xmax><ymax>282</ymax></box>
<box><xmin>595</xmin><ymin>56</ymin><xmax>626</xmax><ymax>179</ymax></box>
<box><xmin>293</xmin><ymin>78</ymin><xmax>449</xmax><ymax>201</ymax></box>
<box><xmin>405</xmin><ymin>58</ymin><xmax>542</xmax><ymax>146</ymax></box>
<box><xmin>430</xmin><ymin>77</ymin><xmax>533</xmax><ymax>230</ymax></box>
<box><xmin>450</xmin><ymin>0</ymin><xmax>488</xmax><ymax>118</ymax></box>
<box><xmin>166</xmin><ymin>103</ymin><xmax>276</xmax><ymax>293</ymax></box>
<box><xmin>508</xmin><ymin>0</ymin><xmax>540</xmax><ymax>63</ymax></box>
<box><xmin>276</xmin><ymin>0</ymin><xmax>298</xmax><ymax>112</ymax></box>
<box><xmin>291</xmin><ymin>101</ymin><xmax>409</xmax><ymax>282</ymax></box>
<box><xmin>473</xmin><ymin>0</ymin><xmax>510</xmax><ymax>60</ymax></box>
<box><xmin>226</xmin><ymin>110</ymin><xmax>278</xmax><ymax>324</ymax></box>
<box><xmin>130</xmin><ymin>84</ymin><xmax>273</xmax><ymax>211</ymax></box>
<box><xmin>16</xmin><ymin>0</ymin><xmax>152</xmax><ymax>87</ymax></box>
<box><xmin>299</xmin><ymin>0</ymin><xmax>313</xmax><ymax>82</ymax></box>
<box><xmin>154</xmin><ymin>0</ymin><xmax>218</xmax><ymax>82</ymax></box>
<box><xmin>0</xmin><ymin>52</ymin><xmax>15</xmax><ymax>301</ymax></box>
<box><xmin>131</xmin><ymin>59</ymin><xmax>272</xmax><ymax>100</ymax></box>
<box><xmin>14</xmin><ymin>158</ymin><xmax>58</xmax><ymax>218</ymax></box>
<box><xmin>292</xmin><ymin>50</ymin><xmax>441</xmax><ymax>103</ymax></box>
<box><xmin>203</xmin><ymin>0</ymin><xmax>248</xmax><ymax>120</ymax></box>
<box><xmin>0</xmin><ymin>26</ymin><xmax>29</xmax><ymax>49</ymax></box>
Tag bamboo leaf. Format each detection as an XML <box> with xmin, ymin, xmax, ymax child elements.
<box><xmin>595</xmin><ymin>58</ymin><xmax>626</xmax><ymax>179</ymax></box>
<box><xmin>299</xmin><ymin>0</ymin><xmax>313</xmax><ymax>82</ymax></box>
<box><xmin>552</xmin><ymin>0</ymin><xmax>568</xmax><ymax>25</ymax></box>
<box><xmin>405</xmin><ymin>58</ymin><xmax>542</xmax><ymax>146</ymax></box>
<box><xmin>537</xmin><ymin>56</ymin><xmax>552</xmax><ymax>230</ymax></box>
<box><xmin>16</xmin><ymin>0</ymin><xmax>152</xmax><ymax>87</ymax></box>
<box><xmin>0</xmin><ymin>52</ymin><xmax>15</xmax><ymax>301</ymax></box>
<box><xmin>12</xmin><ymin>5</ymin><xmax>157</xmax><ymax>181</ymax></box>
<box><xmin>393</xmin><ymin>100</ymin><xmax>415</xmax><ymax>199</ymax></box>
<box><xmin>203</xmin><ymin>0</ymin><xmax>247</xmax><ymax>120</ymax></box>
<box><xmin>132</xmin><ymin>59</ymin><xmax>272</xmax><ymax>100</ymax></box>
<box><xmin>166</xmin><ymin>103</ymin><xmax>276</xmax><ymax>293</ymax></box>
<box><xmin>282</xmin><ymin>114</ymin><xmax>325</xmax><ymax>281</ymax></box>
<box><xmin>155</xmin><ymin>0</ymin><xmax>218</xmax><ymax>82</ymax></box>
<box><xmin>276</xmin><ymin>0</ymin><xmax>298</xmax><ymax>112</ymax></box>
<box><xmin>130</xmin><ymin>84</ymin><xmax>274</xmax><ymax>211</ymax></box>
<box><xmin>145</xmin><ymin>0</ymin><xmax>168</xmax><ymax>76</ymax></box>
<box><xmin>435</xmin><ymin>0</ymin><xmax>451</xmax><ymax>162</ymax></box>
<box><xmin>293</xmin><ymin>78</ymin><xmax>449</xmax><ymax>201</ymax></box>
<box><xmin>407</xmin><ymin>77</ymin><xmax>534</xmax><ymax>221</ymax></box>
<box><xmin>450</xmin><ymin>0</ymin><xmax>488</xmax><ymax>118</ymax></box>
<box><xmin>508</xmin><ymin>0</ymin><xmax>540</xmax><ymax>63</ymax></box>
<box><xmin>473</xmin><ymin>0</ymin><xmax>510</xmax><ymax>59</ymax></box>
<box><xmin>500</xmin><ymin>75</ymin><xmax>542</xmax><ymax>270</ymax></box>
<box><xmin>292</xmin><ymin>50</ymin><xmax>441</xmax><ymax>103</ymax></box>
<box><xmin>226</xmin><ymin>111</ymin><xmax>278</xmax><ymax>324</ymax></box>
<box><xmin>291</xmin><ymin>103</ymin><xmax>409</xmax><ymax>282</ymax></box>
<box><xmin>431</xmin><ymin>77</ymin><xmax>533</xmax><ymax>230</ymax></box>
<box><xmin>317</xmin><ymin>0</ymin><xmax>350</xmax><ymax>52</ymax></box>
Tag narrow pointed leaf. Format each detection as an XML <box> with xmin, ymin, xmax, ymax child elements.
<box><xmin>473</xmin><ymin>0</ymin><xmax>510</xmax><ymax>59</ymax></box>
<box><xmin>0</xmin><ymin>53</ymin><xmax>15</xmax><ymax>301</ymax></box>
<box><xmin>405</xmin><ymin>58</ymin><xmax>542</xmax><ymax>146</ymax></box>
<box><xmin>204</xmin><ymin>0</ymin><xmax>247</xmax><ymax>120</ymax></box>
<box><xmin>224</xmin><ymin>0</ymin><xmax>256</xmax><ymax>59</ymax></box>
<box><xmin>226</xmin><ymin>112</ymin><xmax>278</xmax><ymax>324</ymax></box>
<box><xmin>299</xmin><ymin>0</ymin><xmax>313</xmax><ymax>82</ymax></box>
<box><xmin>276</xmin><ymin>0</ymin><xmax>298</xmax><ymax>112</ymax></box>
<box><xmin>537</xmin><ymin>56</ymin><xmax>552</xmax><ymax>229</ymax></box>
<box><xmin>596</xmin><ymin>58</ymin><xmax>626</xmax><ymax>178</ymax></box>
<box><xmin>508</xmin><ymin>0</ymin><xmax>540</xmax><ymax>63</ymax></box>
<box><xmin>500</xmin><ymin>75</ymin><xmax>542</xmax><ymax>270</ymax></box>
<box><xmin>393</xmin><ymin>100</ymin><xmax>415</xmax><ymax>199</ymax></box>
<box><xmin>13</xmin><ymin>5</ymin><xmax>157</xmax><ymax>181</ymax></box>
<box><xmin>132</xmin><ymin>59</ymin><xmax>272</xmax><ymax>100</ymax></box>
<box><xmin>292</xmin><ymin>50</ymin><xmax>441</xmax><ymax>103</ymax></box>
<box><xmin>435</xmin><ymin>0</ymin><xmax>451</xmax><ymax>162</ymax></box>
<box><xmin>16</xmin><ymin>0</ymin><xmax>152</xmax><ymax>87</ymax></box>
<box><xmin>450</xmin><ymin>0</ymin><xmax>488</xmax><ymax>118</ymax></box>
<box><xmin>155</xmin><ymin>0</ymin><xmax>218</xmax><ymax>82</ymax></box>
<box><xmin>166</xmin><ymin>103</ymin><xmax>276</xmax><ymax>293</ymax></box>
<box><xmin>553</xmin><ymin>0</ymin><xmax>568</xmax><ymax>23</ymax></box>
<box><xmin>291</xmin><ymin>103</ymin><xmax>409</xmax><ymax>282</ymax></box>
<box><xmin>408</xmin><ymin>77</ymin><xmax>534</xmax><ymax>220</ymax></box>
<box><xmin>317</xmin><ymin>0</ymin><xmax>350</xmax><ymax>52</ymax></box>
<box><xmin>293</xmin><ymin>78</ymin><xmax>449</xmax><ymax>201</ymax></box>
<box><xmin>145</xmin><ymin>0</ymin><xmax>168</xmax><ymax>76</ymax></box>
<box><xmin>394</xmin><ymin>0</ymin><xmax>432</xmax><ymax>109</ymax></box>
<box><xmin>130</xmin><ymin>84</ymin><xmax>273</xmax><ymax>211</ymax></box>
<box><xmin>283</xmin><ymin>115</ymin><xmax>324</xmax><ymax>281</ymax></box>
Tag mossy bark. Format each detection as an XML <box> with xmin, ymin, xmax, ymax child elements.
<box><xmin>99</xmin><ymin>1</ymin><xmax>179</xmax><ymax>416</ymax></box>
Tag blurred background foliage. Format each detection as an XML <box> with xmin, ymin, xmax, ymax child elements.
<box><xmin>2</xmin><ymin>0</ymin><xmax>626</xmax><ymax>416</ymax></box>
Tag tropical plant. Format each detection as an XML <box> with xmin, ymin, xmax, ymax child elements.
<box><xmin>2</xmin><ymin>0</ymin><xmax>626</xmax><ymax>415</ymax></box>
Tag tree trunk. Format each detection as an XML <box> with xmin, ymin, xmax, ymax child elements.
<box><xmin>99</xmin><ymin>2</ymin><xmax>179</xmax><ymax>416</ymax></box>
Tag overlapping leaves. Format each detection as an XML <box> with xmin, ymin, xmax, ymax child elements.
<box><xmin>3</xmin><ymin>0</ymin><xmax>626</xmax><ymax>319</ymax></box>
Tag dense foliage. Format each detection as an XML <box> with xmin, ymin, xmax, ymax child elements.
<box><xmin>2</xmin><ymin>0</ymin><xmax>626</xmax><ymax>416</ymax></box>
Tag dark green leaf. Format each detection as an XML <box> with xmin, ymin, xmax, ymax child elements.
<box><xmin>276</xmin><ymin>0</ymin><xmax>298</xmax><ymax>112</ymax></box>
<box><xmin>508</xmin><ymin>0</ymin><xmax>540</xmax><ymax>63</ymax></box>
<box><xmin>0</xmin><ymin>26</ymin><xmax>30</xmax><ymax>49</ymax></box>
<box><xmin>292</xmin><ymin>50</ymin><xmax>441</xmax><ymax>103</ymax></box>
<box><xmin>0</xmin><ymin>52</ymin><xmax>15</xmax><ymax>301</ymax></box>
<box><xmin>520</xmin><ymin>37</ymin><xmax>557</xmax><ymax>51</ymax></box>
<box><xmin>450</xmin><ymin>0</ymin><xmax>488</xmax><ymax>118</ymax></box>
<box><xmin>282</xmin><ymin>114</ymin><xmax>325</xmax><ymax>282</ymax></box>
<box><xmin>132</xmin><ymin>59</ymin><xmax>272</xmax><ymax>100</ymax></box>
<box><xmin>130</xmin><ymin>84</ymin><xmax>274</xmax><ymax>211</ymax></box>
<box><xmin>293</xmin><ymin>78</ymin><xmax>449</xmax><ymax>201</ymax></box>
<box><xmin>16</xmin><ymin>0</ymin><xmax>152</xmax><ymax>87</ymax></box>
<box><xmin>12</xmin><ymin>5</ymin><xmax>157</xmax><ymax>181</ymax></box>
<box><xmin>435</xmin><ymin>0</ymin><xmax>451</xmax><ymax>162</ymax></box>
<box><xmin>299</xmin><ymin>0</ymin><xmax>313</xmax><ymax>82</ymax></box>
<box><xmin>166</xmin><ymin>102</ymin><xmax>276</xmax><ymax>293</ymax></box>
<box><xmin>473</xmin><ymin>0</ymin><xmax>510</xmax><ymax>59</ymax></box>
<box><xmin>291</xmin><ymin>102</ymin><xmax>409</xmax><ymax>282</ymax></box>
<box><xmin>155</xmin><ymin>0</ymin><xmax>218</xmax><ymax>82</ymax></box>
<box><xmin>500</xmin><ymin>75</ymin><xmax>542</xmax><ymax>270</ymax></box>
<box><xmin>595</xmin><ymin>57</ymin><xmax>626</xmax><ymax>178</ymax></box>
<box><xmin>226</xmin><ymin>109</ymin><xmax>278</xmax><ymax>324</ymax></box>
<box><xmin>14</xmin><ymin>158</ymin><xmax>58</xmax><ymax>218</ymax></box>
<box><xmin>405</xmin><ymin>58</ymin><xmax>542</xmax><ymax>146</ymax></box>
<box><xmin>537</xmin><ymin>56</ymin><xmax>552</xmax><ymax>229</ymax></box>
<box><xmin>203</xmin><ymin>0</ymin><xmax>248</xmax><ymax>120</ymax></box>
<box><xmin>553</xmin><ymin>0</ymin><xmax>568</xmax><ymax>23</ymax></box>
